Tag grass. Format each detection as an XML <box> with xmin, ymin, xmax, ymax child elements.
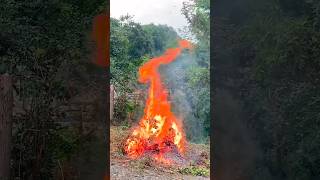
<box><xmin>130</xmin><ymin>156</ymin><xmax>153</xmax><ymax>170</ymax></box>
<box><xmin>110</xmin><ymin>126</ymin><xmax>130</xmax><ymax>156</ymax></box>
<box><xmin>178</xmin><ymin>166</ymin><xmax>210</xmax><ymax>177</ymax></box>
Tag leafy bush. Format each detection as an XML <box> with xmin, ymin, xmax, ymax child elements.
<box><xmin>113</xmin><ymin>95</ymin><xmax>140</xmax><ymax>124</ymax></box>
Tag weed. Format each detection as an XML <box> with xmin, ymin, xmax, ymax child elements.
<box><xmin>178</xmin><ymin>166</ymin><xmax>209</xmax><ymax>177</ymax></box>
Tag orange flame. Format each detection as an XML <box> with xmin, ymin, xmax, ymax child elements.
<box><xmin>92</xmin><ymin>13</ymin><xmax>109</xmax><ymax>67</ymax></box>
<box><xmin>124</xmin><ymin>39</ymin><xmax>193</xmax><ymax>162</ymax></box>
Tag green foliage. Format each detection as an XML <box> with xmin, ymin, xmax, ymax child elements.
<box><xmin>182</xmin><ymin>0</ymin><xmax>210</xmax><ymax>46</ymax></box>
<box><xmin>50</xmin><ymin>128</ymin><xmax>81</xmax><ymax>161</ymax></box>
<box><xmin>179</xmin><ymin>166</ymin><xmax>210</xmax><ymax>177</ymax></box>
<box><xmin>186</xmin><ymin>66</ymin><xmax>210</xmax><ymax>87</ymax></box>
<box><xmin>113</xmin><ymin>95</ymin><xmax>129</xmax><ymax>123</ymax></box>
<box><xmin>113</xmin><ymin>95</ymin><xmax>139</xmax><ymax>124</ymax></box>
<box><xmin>110</xmin><ymin>17</ymin><xmax>180</xmax><ymax>95</ymax></box>
<box><xmin>184</xmin><ymin>66</ymin><xmax>210</xmax><ymax>140</ymax></box>
<box><xmin>0</xmin><ymin>0</ymin><xmax>106</xmax><ymax>179</ymax></box>
<box><xmin>143</xmin><ymin>24</ymin><xmax>179</xmax><ymax>51</ymax></box>
<box><xmin>216</xmin><ymin>0</ymin><xmax>320</xmax><ymax>179</ymax></box>
<box><xmin>181</xmin><ymin>0</ymin><xmax>210</xmax><ymax>141</ymax></box>
<box><xmin>240</xmin><ymin>3</ymin><xmax>320</xmax><ymax>179</ymax></box>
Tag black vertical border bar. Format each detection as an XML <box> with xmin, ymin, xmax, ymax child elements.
<box><xmin>105</xmin><ymin>0</ymin><xmax>111</xmax><ymax>180</ymax></box>
<box><xmin>210</xmin><ymin>0</ymin><xmax>215</xmax><ymax>179</ymax></box>
<box><xmin>105</xmin><ymin>0</ymin><xmax>110</xmax><ymax>178</ymax></box>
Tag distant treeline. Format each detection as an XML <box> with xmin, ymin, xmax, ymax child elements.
<box><xmin>110</xmin><ymin>16</ymin><xmax>180</xmax><ymax>93</ymax></box>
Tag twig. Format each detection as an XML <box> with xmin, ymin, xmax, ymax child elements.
<box><xmin>58</xmin><ymin>160</ymin><xmax>64</xmax><ymax>180</ymax></box>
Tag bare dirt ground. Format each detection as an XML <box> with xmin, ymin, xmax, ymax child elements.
<box><xmin>110</xmin><ymin>126</ymin><xmax>210</xmax><ymax>180</ymax></box>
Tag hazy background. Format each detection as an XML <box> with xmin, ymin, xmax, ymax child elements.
<box><xmin>110</xmin><ymin>0</ymin><xmax>188</xmax><ymax>34</ymax></box>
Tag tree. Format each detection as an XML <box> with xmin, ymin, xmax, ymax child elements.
<box><xmin>213</xmin><ymin>0</ymin><xmax>320</xmax><ymax>178</ymax></box>
<box><xmin>0</xmin><ymin>0</ymin><xmax>106</xmax><ymax>178</ymax></box>
<box><xmin>110</xmin><ymin>17</ymin><xmax>180</xmax><ymax>95</ymax></box>
<box><xmin>177</xmin><ymin>0</ymin><xmax>210</xmax><ymax>141</ymax></box>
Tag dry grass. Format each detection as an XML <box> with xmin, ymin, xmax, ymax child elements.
<box><xmin>110</xmin><ymin>126</ymin><xmax>130</xmax><ymax>157</ymax></box>
<box><xmin>110</xmin><ymin>125</ymin><xmax>210</xmax><ymax>177</ymax></box>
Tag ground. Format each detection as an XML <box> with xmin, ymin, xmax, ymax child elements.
<box><xmin>110</xmin><ymin>126</ymin><xmax>210</xmax><ymax>180</ymax></box>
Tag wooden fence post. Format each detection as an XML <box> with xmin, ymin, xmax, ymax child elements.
<box><xmin>0</xmin><ymin>74</ymin><xmax>13</xmax><ymax>180</ymax></box>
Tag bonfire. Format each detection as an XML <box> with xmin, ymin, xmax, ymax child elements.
<box><xmin>123</xmin><ymin>39</ymin><xmax>193</xmax><ymax>164</ymax></box>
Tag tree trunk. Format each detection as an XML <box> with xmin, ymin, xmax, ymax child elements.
<box><xmin>0</xmin><ymin>75</ymin><xmax>13</xmax><ymax>180</ymax></box>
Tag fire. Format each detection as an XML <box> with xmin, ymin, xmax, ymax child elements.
<box><xmin>123</xmin><ymin>39</ymin><xmax>193</xmax><ymax>163</ymax></box>
<box><xmin>92</xmin><ymin>13</ymin><xmax>109</xmax><ymax>67</ymax></box>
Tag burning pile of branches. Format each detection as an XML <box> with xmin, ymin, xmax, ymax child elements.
<box><xmin>123</xmin><ymin>40</ymin><xmax>193</xmax><ymax>164</ymax></box>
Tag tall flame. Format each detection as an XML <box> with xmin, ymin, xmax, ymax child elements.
<box><xmin>124</xmin><ymin>39</ymin><xmax>192</xmax><ymax>162</ymax></box>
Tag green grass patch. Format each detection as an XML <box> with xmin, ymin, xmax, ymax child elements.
<box><xmin>178</xmin><ymin>166</ymin><xmax>209</xmax><ymax>177</ymax></box>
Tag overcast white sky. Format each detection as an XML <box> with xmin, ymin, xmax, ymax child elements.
<box><xmin>110</xmin><ymin>0</ymin><xmax>188</xmax><ymax>33</ymax></box>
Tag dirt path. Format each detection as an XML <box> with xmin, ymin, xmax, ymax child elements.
<box><xmin>111</xmin><ymin>163</ymin><xmax>208</xmax><ymax>180</ymax></box>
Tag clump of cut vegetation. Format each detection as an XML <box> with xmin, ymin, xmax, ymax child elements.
<box><xmin>178</xmin><ymin>166</ymin><xmax>210</xmax><ymax>177</ymax></box>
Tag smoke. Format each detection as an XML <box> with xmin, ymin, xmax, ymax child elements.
<box><xmin>159</xmin><ymin>52</ymin><xmax>208</xmax><ymax>143</ymax></box>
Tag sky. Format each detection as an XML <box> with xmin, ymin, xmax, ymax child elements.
<box><xmin>110</xmin><ymin>0</ymin><xmax>189</xmax><ymax>34</ymax></box>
